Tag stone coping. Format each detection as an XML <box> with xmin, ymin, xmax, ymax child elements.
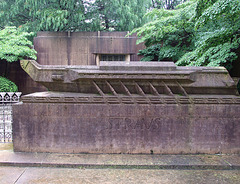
<box><xmin>20</xmin><ymin>92</ymin><xmax>240</xmax><ymax>105</ymax></box>
<box><xmin>22</xmin><ymin>60</ymin><xmax>227</xmax><ymax>73</ymax></box>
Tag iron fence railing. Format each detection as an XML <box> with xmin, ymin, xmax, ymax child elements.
<box><xmin>0</xmin><ymin>92</ymin><xmax>21</xmax><ymax>143</ymax></box>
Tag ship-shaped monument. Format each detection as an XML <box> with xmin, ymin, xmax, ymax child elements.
<box><xmin>13</xmin><ymin>32</ymin><xmax>240</xmax><ymax>154</ymax></box>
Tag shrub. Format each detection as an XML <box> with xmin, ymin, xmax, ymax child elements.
<box><xmin>0</xmin><ymin>76</ymin><xmax>18</xmax><ymax>92</ymax></box>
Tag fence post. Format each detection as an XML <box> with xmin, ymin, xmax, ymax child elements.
<box><xmin>0</xmin><ymin>92</ymin><xmax>21</xmax><ymax>143</ymax></box>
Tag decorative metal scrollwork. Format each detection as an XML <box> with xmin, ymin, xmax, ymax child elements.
<box><xmin>0</xmin><ymin>92</ymin><xmax>20</xmax><ymax>142</ymax></box>
<box><xmin>4</xmin><ymin>93</ymin><xmax>10</xmax><ymax>102</ymax></box>
<box><xmin>0</xmin><ymin>92</ymin><xmax>22</xmax><ymax>103</ymax></box>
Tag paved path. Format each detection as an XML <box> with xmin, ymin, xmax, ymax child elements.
<box><xmin>1</xmin><ymin>167</ymin><xmax>240</xmax><ymax>184</ymax></box>
<box><xmin>0</xmin><ymin>143</ymin><xmax>239</xmax><ymax>184</ymax></box>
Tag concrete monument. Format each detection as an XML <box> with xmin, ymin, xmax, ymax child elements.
<box><xmin>13</xmin><ymin>32</ymin><xmax>240</xmax><ymax>154</ymax></box>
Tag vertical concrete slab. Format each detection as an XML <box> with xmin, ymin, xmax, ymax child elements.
<box><xmin>12</xmin><ymin>93</ymin><xmax>240</xmax><ymax>154</ymax></box>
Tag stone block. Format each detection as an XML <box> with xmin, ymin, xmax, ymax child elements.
<box><xmin>12</xmin><ymin>92</ymin><xmax>240</xmax><ymax>154</ymax></box>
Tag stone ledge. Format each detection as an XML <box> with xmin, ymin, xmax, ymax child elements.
<box><xmin>21</xmin><ymin>92</ymin><xmax>240</xmax><ymax>105</ymax></box>
<box><xmin>1</xmin><ymin>144</ymin><xmax>240</xmax><ymax>169</ymax></box>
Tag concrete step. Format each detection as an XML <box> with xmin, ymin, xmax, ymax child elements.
<box><xmin>0</xmin><ymin>143</ymin><xmax>239</xmax><ymax>170</ymax></box>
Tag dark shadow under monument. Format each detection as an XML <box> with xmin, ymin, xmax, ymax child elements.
<box><xmin>12</xmin><ymin>32</ymin><xmax>240</xmax><ymax>154</ymax></box>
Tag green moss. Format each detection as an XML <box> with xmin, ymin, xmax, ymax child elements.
<box><xmin>0</xmin><ymin>77</ymin><xmax>18</xmax><ymax>92</ymax></box>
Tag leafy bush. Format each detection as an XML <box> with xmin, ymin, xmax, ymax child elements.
<box><xmin>0</xmin><ymin>26</ymin><xmax>37</xmax><ymax>62</ymax></box>
<box><xmin>0</xmin><ymin>26</ymin><xmax>36</xmax><ymax>92</ymax></box>
<box><xmin>132</xmin><ymin>0</ymin><xmax>240</xmax><ymax>71</ymax></box>
<box><xmin>0</xmin><ymin>77</ymin><xmax>18</xmax><ymax>92</ymax></box>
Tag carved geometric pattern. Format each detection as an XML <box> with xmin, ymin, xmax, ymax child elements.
<box><xmin>21</xmin><ymin>95</ymin><xmax>240</xmax><ymax>105</ymax></box>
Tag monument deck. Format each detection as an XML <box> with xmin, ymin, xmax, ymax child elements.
<box><xmin>13</xmin><ymin>60</ymin><xmax>240</xmax><ymax>154</ymax></box>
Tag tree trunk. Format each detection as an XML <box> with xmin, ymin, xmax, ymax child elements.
<box><xmin>0</xmin><ymin>60</ymin><xmax>9</xmax><ymax>78</ymax></box>
<box><xmin>104</xmin><ymin>15</ymin><xmax>110</xmax><ymax>30</ymax></box>
<box><xmin>4</xmin><ymin>61</ymin><xmax>9</xmax><ymax>78</ymax></box>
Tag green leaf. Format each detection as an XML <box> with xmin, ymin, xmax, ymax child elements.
<box><xmin>0</xmin><ymin>26</ymin><xmax>37</xmax><ymax>62</ymax></box>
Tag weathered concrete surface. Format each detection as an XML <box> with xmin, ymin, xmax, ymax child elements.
<box><xmin>0</xmin><ymin>167</ymin><xmax>26</xmax><ymax>184</ymax></box>
<box><xmin>13</xmin><ymin>93</ymin><xmax>240</xmax><ymax>154</ymax></box>
<box><xmin>1</xmin><ymin>143</ymin><xmax>239</xmax><ymax>184</ymax></box>
<box><xmin>20</xmin><ymin>60</ymin><xmax>238</xmax><ymax>95</ymax></box>
<box><xmin>1</xmin><ymin>149</ymin><xmax>240</xmax><ymax>169</ymax></box>
<box><xmin>0</xmin><ymin>167</ymin><xmax>238</xmax><ymax>184</ymax></box>
<box><xmin>34</xmin><ymin>32</ymin><xmax>144</xmax><ymax>66</ymax></box>
<box><xmin>1</xmin><ymin>143</ymin><xmax>240</xmax><ymax>169</ymax></box>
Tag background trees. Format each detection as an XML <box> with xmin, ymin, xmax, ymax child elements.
<box><xmin>84</xmin><ymin>0</ymin><xmax>152</xmax><ymax>31</ymax></box>
<box><xmin>132</xmin><ymin>0</ymin><xmax>195</xmax><ymax>61</ymax></box>
<box><xmin>0</xmin><ymin>27</ymin><xmax>36</xmax><ymax>63</ymax></box>
<box><xmin>177</xmin><ymin>0</ymin><xmax>240</xmax><ymax>71</ymax></box>
<box><xmin>0</xmin><ymin>26</ymin><xmax>36</xmax><ymax>77</ymax></box>
<box><xmin>0</xmin><ymin>0</ymin><xmax>239</xmax><ymax>78</ymax></box>
<box><xmin>0</xmin><ymin>0</ymin><xmax>85</xmax><ymax>32</ymax></box>
<box><xmin>151</xmin><ymin>0</ymin><xmax>187</xmax><ymax>9</ymax></box>
<box><xmin>0</xmin><ymin>26</ymin><xmax>36</xmax><ymax>92</ymax></box>
<box><xmin>0</xmin><ymin>0</ymin><xmax>151</xmax><ymax>32</ymax></box>
<box><xmin>132</xmin><ymin>0</ymin><xmax>240</xmax><ymax>74</ymax></box>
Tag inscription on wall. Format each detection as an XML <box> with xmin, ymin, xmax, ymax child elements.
<box><xmin>107</xmin><ymin>117</ymin><xmax>170</xmax><ymax>131</ymax></box>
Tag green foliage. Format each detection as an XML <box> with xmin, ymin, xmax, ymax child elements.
<box><xmin>0</xmin><ymin>77</ymin><xmax>18</xmax><ymax>92</ymax></box>
<box><xmin>195</xmin><ymin>0</ymin><xmax>239</xmax><ymax>28</ymax></box>
<box><xmin>194</xmin><ymin>0</ymin><xmax>218</xmax><ymax>19</ymax></box>
<box><xmin>0</xmin><ymin>0</ymin><xmax>85</xmax><ymax>32</ymax></box>
<box><xmin>151</xmin><ymin>0</ymin><xmax>188</xmax><ymax>9</ymax></box>
<box><xmin>26</xmin><ymin>0</ymin><xmax>85</xmax><ymax>32</ymax></box>
<box><xmin>132</xmin><ymin>0</ymin><xmax>196</xmax><ymax>61</ymax></box>
<box><xmin>177</xmin><ymin>37</ymin><xmax>240</xmax><ymax>70</ymax></box>
<box><xmin>0</xmin><ymin>0</ymin><xmax>151</xmax><ymax>32</ymax></box>
<box><xmin>177</xmin><ymin>0</ymin><xmax>240</xmax><ymax>69</ymax></box>
<box><xmin>85</xmin><ymin>0</ymin><xmax>152</xmax><ymax>31</ymax></box>
<box><xmin>132</xmin><ymin>0</ymin><xmax>240</xmax><ymax>71</ymax></box>
<box><xmin>138</xmin><ymin>44</ymin><xmax>162</xmax><ymax>61</ymax></box>
<box><xmin>0</xmin><ymin>27</ymin><xmax>36</xmax><ymax>62</ymax></box>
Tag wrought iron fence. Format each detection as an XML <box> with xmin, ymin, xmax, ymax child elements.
<box><xmin>0</xmin><ymin>92</ymin><xmax>21</xmax><ymax>142</ymax></box>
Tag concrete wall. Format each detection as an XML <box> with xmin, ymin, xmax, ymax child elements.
<box><xmin>34</xmin><ymin>32</ymin><xmax>144</xmax><ymax>65</ymax></box>
<box><xmin>13</xmin><ymin>93</ymin><xmax>240</xmax><ymax>154</ymax></box>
